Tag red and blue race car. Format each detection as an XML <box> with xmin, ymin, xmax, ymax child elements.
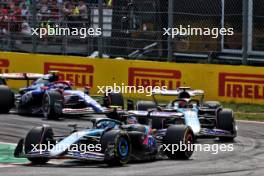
<box><xmin>0</xmin><ymin>71</ymin><xmax>124</xmax><ymax>119</ymax></box>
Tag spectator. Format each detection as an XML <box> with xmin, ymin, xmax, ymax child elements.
<box><xmin>62</xmin><ymin>1</ymin><xmax>73</xmax><ymax>17</ymax></box>
<box><xmin>21</xmin><ymin>17</ymin><xmax>31</xmax><ymax>36</ymax></box>
<box><xmin>0</xmin><ymin>4</ymin><xmax>9</xmax><ymax>34</ymax></box>
<box><xmin>50</xmin><ymin>0</ymin><xmax>59</xmax><ymax>20</ymax></box>
<box><xmin>78</xmin><ymin>1</ymin><xmax>89</xmax><ymax>27</ymax></box>
<box><xmin>62</xmin><ymin>1</ymin><xmax>82</xmax><ymax>28</ymax></box>
<box><xmin>78</xmin><ymin>1</ymin><xmax>88</xmax><ymax>21</ymax></box>
<box><xmin>9</xmin><ymin>2</ymin><xmax>22</xmax><ymax>33</ymax></box>
<box><xmin>72</xmin><ymin>2</ymin><xmax>80</xmax><ymax>16</ymax></box>
<box><xmin>37</xmin><ymin>0</ymin><xmax>51</xmax><ymax>20</ymax></box>
<box><xmin>21</xmin><ymin>3</ymin><xmax>29</xmax><ymax>19</ymax></box>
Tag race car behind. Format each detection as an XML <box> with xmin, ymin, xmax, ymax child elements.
<box><xmin>128</xmin><ymin>87</ymin><xmax>237</xmax><ymax>141</ymax></box>
<box><xmin>0</xmin><ymin>72</ymin><xmax>124</xmax><ymax>119</ymax></box>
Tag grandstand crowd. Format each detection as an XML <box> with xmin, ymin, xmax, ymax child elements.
<box><xmin>0</xmin><ymin>0</ymin><xmax>111</xmax><ymax>35</ymax></box>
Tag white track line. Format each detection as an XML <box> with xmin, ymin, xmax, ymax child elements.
<box><xmin>0</xmin><ymin>164</ymin><xmax>17</xmax><ymax>168</ymax></box>
<box><xmin>0</xmin><ymin>142</ymin><xmax>16</xmax><ymax>146</ymax></box>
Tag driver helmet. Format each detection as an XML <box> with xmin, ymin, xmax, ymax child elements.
<box><xmin>96</xmin><ymin>121</ymin><xmax>110</xmax><ymax>129</ymax></box>
<box><xmin>178</xmin><ymin>100</ymin><xmax>188</xmax><ymax>108</ymax></box>
<box><xmin>48</xmin><ymin>74</ymin><xmax>59</xmax><ymax>82</ymax></box>
<box><xmin>48</xmin><ymin>71</ymin><xmax>59</xmax><ymax>82</ymax></box>
<box><xmin>127</xmin><ymin>116</ymin><xmax>138</xmax><ymax>124</ymax></box>
<box><xmin>96</xmin><ymin>121</ymin><xmax>117</xmax><ymax>129</ymax></box>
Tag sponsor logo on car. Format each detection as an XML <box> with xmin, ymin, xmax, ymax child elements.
<box><xmin>44</xmin><ymin>63</ymin><xmax>94</xmax><ymax>87</ymax></box>
<box><xmin>219</xmin><ymin>72</ymin><xmax>264</xmax><ymax>99</ymax></box>
<box><xmin>0</xmin><ymin>59</ymin><xmax>9</xmax><ymax>73</ymax></box>
<box><xmin>128</xmin><ymin>67</ymin><xmax>181</xmax><ymax>89</ymax></box>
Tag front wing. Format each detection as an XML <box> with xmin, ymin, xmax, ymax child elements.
<box><xmin>14</xmin><ymin>139</ymin><xmax>106</xmax><ymax>162</ymax></box>
<box><xmin>197</xmin><ymin>128</ymin><xmax>237</xmax><ymax>138</ymax></box>
<box><xmin>25</xmin><ymin>150</ymin><xmax>105</xmax><ymax>161</ymax></box>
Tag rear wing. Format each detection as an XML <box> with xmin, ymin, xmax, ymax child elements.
<box><xmin>152</xmin><ymin>88</ymin><xmax>204</xmax><ymax>97</ymax></box>
<box><xmin>128</xmin><ymin>110</ymin><xmax>183</xmax><ymax>119</ymax></box>
<box><xmin>0</xmin><ymin>73</ymin><xmax>44</xmax><ymax>80</ymax></box>
<box><xmin>0</xmin><ymin>73</ymin><xmax>44</xmax><ymax>86</ymax></box>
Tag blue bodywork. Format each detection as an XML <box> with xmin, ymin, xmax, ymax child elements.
<box><xmin>22</xmin><ymin>119</ymin><xmax>122</xmax><ymax>161</ymax></box>
<box><xmin>168</xmin><ymin>103</ymin><xmax>234</xmax><ymax>137</ymax></box>
<box><xmin>17</xmin><ymin>118</ymin><xmax>160</xmax><ymax>162</ymax></box>
<box><xmin>176</xmin><ymin>108</ymin><xmax>201</xmax><ymax>134</ymax></box>
<box><xmin>18</xmin><ymin>73</ymin><xmax>106</xmax><ymax>114</ymax></box>
<box><xmin>49</xmin><ymin>129</ymin><xmax>104</xmax><ymax>156</ymax></box>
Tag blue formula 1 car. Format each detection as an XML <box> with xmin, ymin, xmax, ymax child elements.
<box><xmin>14</xmin><ymin>117</ymin><xmax>194</xmax><ymax>166</ymax></box>
<box><xmin>0</xmin><ymin>71</ymin><xmax>124</xmax><ymax>119</ymax></box>
<box><xmin>128</xmin><ymin>87</ymin><xmax>237</xmax><ymax>141</ymax></box>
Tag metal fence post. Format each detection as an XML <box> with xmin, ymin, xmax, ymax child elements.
<box><xmin>31</xmin><ymin>0</ymin><xmax>37</xmax><ymax>53</ymax></box>
<box><xmin>242</xmin><ymin>0</ymin><xmax>249</xmax><ymax>65</ymax></box>
<box><xmin>7</xmin><ymin>17</ymin><xmax>11</xmax><ymax>51</ymax></box>
<box><xmin>167</xmin><ymin>0</ymin><xmax>173</xmax><ymax>62</ymax></box>
<box><xmin>98</xmin><ymin>0</ymin><xmax>103</xmax><ymax>58</ymax></box>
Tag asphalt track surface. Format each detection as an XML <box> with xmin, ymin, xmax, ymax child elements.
<box><xmin>0</xmin><ymin>114</ymin><xmax>264</xmax><ymax>176</ymax></box>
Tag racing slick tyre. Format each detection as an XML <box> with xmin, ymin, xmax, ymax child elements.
<box><xmin>104</xmin><ymin>93</ymin><xmax>124</xmax><ymax>109</ymax></box>
<box><xmin>136</xmin><ymin>101</ymin><xmax>157</xmax><ymax>125</ymax></box>
<box><xmin>101</xmin><ymin>130</ymin><xmax>131</xmax><ymax>166</ymax></box>
<box><xmin>217</xmin><ymin>109</ymin><xmax>237</xmax><ymax>141</ymax></box>
<box><xmin>24</xmin><ymin>125</ymin><xmax>54</xmax><ymax>164</ymax></box>
<box><xmin>203</xmin><ymin>101</ymin><xmax>222</xmax><ymax>109</ymax></box>
<box><xmin>163</xmin><ymin>125</ymin><xmax>194</xmax><ymax>160</ymax></box>
<box><xmin>0</xmin><ymin>85</ymin><xmax>14</xmax><ymax>113</ymax></box>
<box><xmin>136</xmin><ymin>101</ymin><xmax>156</xmax><ymax>111</ymax></box>
<box><xmin>42</xmin><ymin>90</ymin><xmax>63</xmax><ymax>120</ymax></box>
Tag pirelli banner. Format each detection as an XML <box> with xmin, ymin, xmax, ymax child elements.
<box><xmin>0</xmin><ymin>52</ymin><xmax>263</xmax><ymax>104</ymax></box>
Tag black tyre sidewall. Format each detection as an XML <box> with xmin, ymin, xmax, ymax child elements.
<box><xmin>164</xmin><ymin>125</ymin><xmax>194</xmax><ymax>160</ymax></box>
<box><xmin>136</xmin><ymin>101</ymin><xmax>156</xmax><ymax>111</ymax></box>
<box><xmin>24</xmin><ymin>126</ymin><xmax>54</xmax><ymax>164</ymax></box>
<box><xmin>217</xmin><ymin>109</ymin><xmax>236</xmax><ymax>141</ymax></box>
<box><xmin>42</xmin><ymin>90</ymin><xmax>63</xmax><ymax>119</ymax></box>
<box><xmin>0</xmin><ymin>85</ymin><xmax>14</xmax><ymax>113</ymax></box>
<box><xmin>101</xmin><ymin>130</ymin><xmax>131</xmax><ymax>166</ymax></box>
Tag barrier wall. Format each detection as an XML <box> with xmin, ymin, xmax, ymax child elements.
<box><xmin>0</xmin><ymin>52</ymin><xmax>263</xmax><ymax>104</ymax></box>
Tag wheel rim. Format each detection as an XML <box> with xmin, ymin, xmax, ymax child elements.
<box><xmin>118</xmin><ymin>137</ymin><xmax>129</xmax><ymax>158</ymax></box>
<box><xmin>184</xmin><ymin>132</ymin><xmax>194</xmax><ymax>157</ymax></box>
<box><xmin>42</xmin><ymin>94</ymin><xmax>50</xmax><ymax>117</ymax></box>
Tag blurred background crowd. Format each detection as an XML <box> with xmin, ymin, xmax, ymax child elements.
<box><xmin>0</xmin><ymin>0</ymin><xmax>111</xmax><ymax>35</ymax></box>
<box><xmin>0</xmin><ymin>0</ymin><xmax>263</xmax><ymax>65</ymax></box>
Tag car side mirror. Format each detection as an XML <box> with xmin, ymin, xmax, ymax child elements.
<box><xmin>84</xmin><ymin>86</ymin><xmax>90</xmax><ymax>95</ymax></box>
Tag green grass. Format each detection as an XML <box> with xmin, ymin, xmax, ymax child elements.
<box><xmin>0</xmin><ymin>143</ymin><xmax>28</xmax><ymax>164</ymax></box>
<box><xmin>221</xmin><ymin>102</ymin><xmax>264</xmax><ymax>121</ymax></box>
<box><xmin>233</xmin><ymin>113</ymin><xmax>264</xmax><ymax>121</ymax></box>
<box><xmin>222</xmin><ymin>102</ymin><xmax>264</xmax><ymax>113</ymax></box>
